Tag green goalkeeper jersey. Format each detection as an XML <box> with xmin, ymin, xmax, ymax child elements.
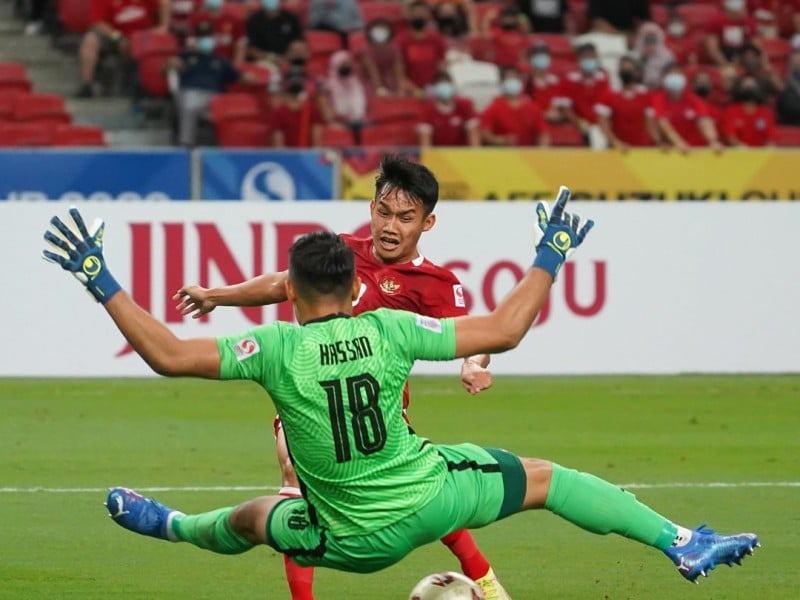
<box><xmin>216</xmin><ymin>308</ymin><xmax>457</xmax><ymax>536</ymax></box>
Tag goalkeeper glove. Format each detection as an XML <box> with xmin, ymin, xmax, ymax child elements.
<box><xmin>42</xmin><ymin>207</ymin><xmax>121</xmax><ymax>304</ymax></box>
<box><xmin>532</xmin><ymin>186</ymin><xmax>594</xmax><ymax>279</ymax></box>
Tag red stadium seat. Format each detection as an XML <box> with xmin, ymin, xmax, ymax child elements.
<box><xmin>57</xmin><ymin>0</ymin><xmax>92</xmax><ymax>34</ymax></box>
<box><xmin>650</xmin><ymin>4</ymin><xmax>670</xmax><ymax>27</ymax></box>
<box><xmin>0</xmin><ymin>122</ymin><xmax>54</xmax><ymax>146</ymax></box>
<box><xmin>349</xmin><ymin>30</ymin><xmax>368</xmax><ymax>55</ymax></box>
<box><xmin>225</xmin><ymin>64</ymin><xmax>272</xmax><ymax>110</ymax></box>
<box><xmin>676</xmin><ymin>4</ymin><xmax>724</xmax><ymax>33</ymax></box>
<box><xmin>51</xmin><ymin>124</ymin><xmax>106</xmax><ymax>146</ymax></box>
<box><xmin>214</xmin><ymin>119</ymin><xmax>271</xmax><ymax>147</ymax></box>
<box><xmin>209</xmin><ymin>93</ymin><xmax>262</xmax><ymax>123</ymax></box>
<box><xmin>467</xmin><ymin>34</ymin><xmax>495</xmax><ymax>62</ymax></box>
<box><xmin>360</xmin><ymin>123</ymin><xmax>419</xmax><ymax>147</ymax></box>
<box><xmin>528</xmin><ymin>34</ymin><xmax>574</xmax><ymax>58</ymax></box>
<box><xmin>549</xmin><ymin>57</ymin><xmax>577</xmax><ymax>77</ymax></box>
<box><xmin>774</xmin><ymin>126</ymin><xmax>800</xmax><ymax>147</ymax></box>
<box><xmin>319</xmin><ymin>124</ymin><xmax>356</xmax><ymax>148</ymax></box>
<box><xmin>367</xmin><ymin>96</ymin><xmax>424</xmax><ymax>125</ymax></box>
<box><xmin>360</xmin><ymin>1</ymin><xmax>406</xmax><ymax>26</ymax></box>
<box><xmin>130</xmin><ymin>30</ymin><xmax>179</xmax><ymax>97</ymax></box>
<box><xmin>569</xmin><ymin>1</ymin><xmax>588</xmax><ymax>34</ymax></box>
<box><xmin>548</xmin><ymin>122</ymin><xmax>586</xmax><ymax>147</ymax></box>
<box><xmin>306</xmin><ymin>30</ymin><xmax>343</xmax><ymax>56</ymax></box>
<box><xmin>221</xmin><ymin>1</ymin><xmax>248</xmax><ymax>23</ymax></box>
<box><xmin>0</xmin><ymin>94</ymin><xmax>16</xmax><ymax>122</ymax></box>
<box><xmin>760</xmin><ymin>37</ymin><xmax>791</xmax><ymax>78</ymax></box>
<box><xmin>13</xmin><ymin>93</ymin><xmax>71</xmax><ymax>125</ymax></box>
<box><xmin>0</xmin><ymin>62</ymin><xmax>32</xmax><ymax>94</ymax></box>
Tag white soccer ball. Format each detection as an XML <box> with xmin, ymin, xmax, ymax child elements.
<box><xmin>408</xmin><ymin>571</ymin><xmax>486</xmax><ymax>600</ymax></box>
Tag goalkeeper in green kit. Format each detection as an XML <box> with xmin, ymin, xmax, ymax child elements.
<box><xmin>42</xmin><ymin>190</ymin><xmax>758</xmax><ymax>588</ymax></box>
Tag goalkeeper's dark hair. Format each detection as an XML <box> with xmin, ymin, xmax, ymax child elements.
<box><xmin>374</xmin><ymin>154</ymin><xmax>439</xmax><ymax>215</ymax></box>
<box><xmin>288</xmin><ymin>231</ymin><xmax>355</xmax><ymax>300</ymax></box>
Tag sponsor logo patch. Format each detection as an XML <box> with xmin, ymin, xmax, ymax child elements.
<box><xmin>233</xmin><ymin>337</ymin><xmax>260</xmax><ymax>361</ymax></box>
<box><xmin>453</xmin><ymin>284</ymin><xmax>465</xmax><ymax>308</ymax></box>
<box><xmin>415</xmin><ymin>315</ymin><xmax>442</xmax><ymax>333</ymax></box>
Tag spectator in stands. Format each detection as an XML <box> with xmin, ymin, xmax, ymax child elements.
<box><xmin>396</xmin><ymin>1</ymin><xmax>448</xmax><ymax>95</ymax></box>
<box><xmin>559</xmin><ymin>43</ymin><xmax>610</xmax><ymax>135</ymax></box>
<box><xmin>77</xmin><ymin>0</ymin><xmax>169</xmax><ymax>98</ymax></box>
<box><xmin>704</xmin><ymin>0</ymin><xmax>757</xmax><ymax>69</ymax></box>
<box><xmin>167</xmin><ymin>21</ymin><xmax>243</xmax><ymax>146</ymax></box>
<box><xmin>189</xmin><ymin>0</ymin><xmax>246</xmax><ymax>62</ymax></box>
<box><xmin>733</xmin><ymin>43</ymin><xmax>784</xmax><ymax>99</ymax></box>
<box><xmin>662</xmin><ymin>13</ymin><xmax>696</xmax><ymax>66</ymax></box>
<box><xmin>359</xmin><ymin>19</ymin><xmax>404</xmax><ymax>96</ymax></box>
<box><xmin>587</xmin><ymin>0</ymin><xmax>650</xmax><ymax>35</ymax></box>
<box><xmin>307</xmin><ymin>0</ymin><xmax>364</xmax><ymax>48</ymax></box>
<box><xmin>595</xmin><ymin>55</ymin><xmax>657</xmax><ymax>150</ymax></box>
<box><xmin>777</xmin><ymin>51</ymin><xmax>800</xmax><ymax>125</ymax></box>
<box><xmin>723</xmin><ymin>74</ymin><xmax>776</xmax><ymax>146</ymax></box>
<box><xmin>480</xmin><ymin>65</ymin><xmax>550</xmax><ymax>146</ymax></box>
<box><xmin>525</xmin><ymin>41</ymin><xmax>562</xmax><ymax>121</ymax></box>
<box><xmin>516</xmin><ymin>0</ymin><xmax>574</xmax><ymax>34</ymax></box>
<box><xmin>651</xmin><ymin>63</ymin><xmax>722</xmax><ymax>152</ymax></box>
<box><xmin>169</xmin><ymin>0</ymin><xmax>197</xmax><ymax>41</ymax></box>
<box><xmin>243</xmin><ymin>0</ymin><xmax>303</xmax><ymax>64</ymax></box>
<box><xmin>631</xmin><ymin>23</ymin><xmax>675</xmax><ymax>91</ymax></box>
<box><xmin>269</xmin><ymin>74</ymin><xmax>324</xmax><ymax>147</ymax></box>
<box><xmin>690</xmin><ymin>69</ymin><xmax>724</xmax><ymax>135</ymax></box>
<box><xmin>318</xmin><ymin>50</ymin><xmax>367</xmax><ymax>139</ymax></box>
<box><xmin>417</xmin><ymin>71</ymin><xmax>480</xmax><ymax>146</ymax></box>
<box><xmin>434</xmin><ymin>0</ymin><xmax>472</xmax><ymax>60</ymax></box>
<box><xmin>486</xmin><ymin>4</ymin><xmax>529</xmax><ymax>69</ymax></box>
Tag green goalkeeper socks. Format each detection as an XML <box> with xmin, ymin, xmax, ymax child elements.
<box><xmin>544</xmin><ymin>463</ymin><xmax>678</xmax><ymax>551</ymax></box>
<box><xmin>171</xmin><ymin>507</ymin><xmax>254</xmax><ymax>555</ymax></box>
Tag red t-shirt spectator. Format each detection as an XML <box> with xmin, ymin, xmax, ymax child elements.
<box><xmin>171</xmin><ymin>0</ymin><xmax>199</xmax><ymax>35</ymax></box>
<box><xmin>651</xmin><ymin>90</ymin><xmax>712</xmax><ymax>147</ymax></box>
<box><xmin>595</xmin><ymin>85</ymin><xmax>654</xmax><ymax>146</ymax></box>
<box><xmin>490</xmin><ymin>28</ymin><xmax>528</xmax><ymax>68</ymax></box>
<box><xmin>268</xmin><ymin>100</ymin><xmax>324</xmax><ymax>147</ymax></box>
<box><xmin>90</xmin><ymin>0</ymin><xmax>159</xmax><ymax>36</ymax></box>
<box><xmin>527</xmin><ymin>72</ymin><xmax>562</xmax><ymax>114</ymax></box>
<box><xmin>723</xmin><ymin>103</ymin><xmax>775</xmax><ymax>146</ymax></box>
<box><xmin>558</xmin><ymin>70</ymin><xmax>610</xmax><ymax>124</ymax></box>
<box><xmin>418</xmin><ymin>97</ymin><xmax>477</xmax><ymax>146</ymax></box>
<box><xmin>480</xmin><ymin>96</ymin><xmax>549</xmax><ymax>145</ymax></box>
<box><xmin>706</xmin><ymin>14</ymin><xmax>757</xmax><ymax>55</ymax></box>
<box><xmin>706</xmin><ymin>102</ymin><xmax>725</xmax><ymax>137</ymax></box>
<box><xmin>189</xmin><ymin>10</ymin><xmax>245</xmax><ymax>61</ymax></box>
<box><xmin>395</xmin><ymin>30</ymin><xmax>447</xmax><ymax>89</ymax></box>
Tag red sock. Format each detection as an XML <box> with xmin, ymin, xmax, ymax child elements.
<box><xmin>440</xmin><ymin>529</ymin><xmax>491</xmax><ymax>580</ymax></box>
<box><xmin>283</xmin><ymin>554</ymin><xmax>314</xmax><ymax>600</ymax></box>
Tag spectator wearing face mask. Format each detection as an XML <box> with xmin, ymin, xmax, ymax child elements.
<box><xmin>319</xmin><ymin>50</ymin><xmax>367</xmax><ymax>139</ymax></box>
<box><xmin>524</xmin><ymin>42</ymin><xmax>562</xmax><ymax>121</ymax></box>
<box><xmin>777</xmin><ymin>51</ymin><xmax>800</xmax><ymax>126</ymax></box>
<box><xmin>516</xmin><ymin>0</ymin><xmax>574</xmax><ymax>35</ymax></box>
<box><xmin>486</xmin><ymin>5</ymin><xmax>529</xmax><ymax>68</ymax></box>
<box><xmin>723</xmin><ymin>75</ymin><xmax>775</xmax><ymax>146</ymax></box>
<box><xmin>244</xmin><ymin>0</ymin><xmax>303</xmax><ymax>63</ymax></box>
<box><xmin>559</xmin><ymin>43</ymin><xmax>610</xmax><ymax>134</ymax></box>
<box><xmin>651</xmin><ymin>63</ymin><xmax>722</xmax><ymax>152</ymax></box>
<box><xmin>189</xmin><ymin>0</ymin><xmax>246</xmax><ymax>61</ymax></box>
<box><xmin>167</xmin><ymin>21</ymin><xmax>244</xmax><ymax>146</ymax></box>
<box><xmin>480</xmin><ymin>66</ymin><xmax>550</xmax><ymax>146</ymax></box>
<box><xmin>417</xmin><ymin>71</ymin><xmax>479</xmax><ymax>146</ymax></box>
<box><xmin>704</xmin><ymin>0</ymin><xmax>757</xmax><ymax>69</ymax></box>
<box><xmin>395</xmin><ymin>1</ymin><xmax>447</xmax><ymax>95</ymax></box>
<box><xmin>631</xmin><ymin>23</ymin><xmax>675</xmax><ymax>91</ymax></box>
<box><xmin>359</xmin><ymin>19</ymin><xmax>405</xmax><ymax>96</ymax></box>
<box><xmin>587</xmin><ymin>0</ymin><xmax>650</xmax><ymax>35</ymax></box>
<box><xmin>434</xmin><ymin>0</ymin><xmax>473</xmax><ymax>59</ymax></box>
<box><xmin>269</xmin><ymin>74</ymin><xmax>324</xmax><ymax>147</ymax></box>
<box><xmin>307</xmin><ymin>0</ymin><xmax>364</xmax><ymax>47</ymax></box>
<box><xmin>595</xmin><ymin>56</ymin><xmax>657</xmax><ymax>150</ymax></box>
<box><xmin>690</xmin><ymin>69</ymin><xmax>724</xmax><ymax>136</ymax></box>
<box><xmin>734</xmin><ymin>43</ymin><xmax>784</xmax><ymax>99</ymax></box>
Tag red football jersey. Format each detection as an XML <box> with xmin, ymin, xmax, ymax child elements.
<box><xmin>90</xmin><ymin>0</ymin><xmax>158</xmax><ymax>36</ymax></box>
<box><xmin>395</xmin><ymin>30</ymin><xmax>447</xmax><ymax>89</ymax></box>
<box><xmin>417</xmin><ymin>97</ymin><xmax>478</xmax><ymax>147</ymax></box>
<box><xmin>480</xmin><ymin>96</ymin><xmax>549</xmax><ymax>146</ymax></box>
<box><xmin>559</xmin><ymin>70</ymin><xmax>610</xmax><ymax>124</ymax></box>
<box><xmin>595</xmin><ymin>85</ymin><xmax>655</xmax><ymax>146</ymax></box>
<box><xmin>527</xmin><ymin>72</ymin><xmax>562</xmax><ymax>113</ymax></box>
<box><xmin>651</xmin><ymin>90</ymin><xmax>711</xmax><ymax>147</ymax></box>
<box><xmin>723</xmin><ymin>103</ymin><xmax>775</xmax><ymax>146</ymax></box>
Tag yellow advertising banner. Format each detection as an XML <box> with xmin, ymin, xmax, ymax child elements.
<box><xmin>341</xmin><ymin>149</ymin><xmax>800</xmax><ymax>201</ymax></box>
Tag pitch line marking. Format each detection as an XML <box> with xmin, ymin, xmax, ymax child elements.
<box><xmin>0</xmin><ymin>482</ymin><xmax>799</xmax><ymax>494</ymax></box>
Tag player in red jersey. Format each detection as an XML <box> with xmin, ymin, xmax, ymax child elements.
<box><xmin>174</xmin><ymin>155</ymin><xmax>508</xmax><ymax>600</ymax></box>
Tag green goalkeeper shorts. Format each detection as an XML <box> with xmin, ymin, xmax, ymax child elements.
<box><xmin>265</xmin><ymin>443</ymin><xmax>526</xmax><ymax>573</ymax></box>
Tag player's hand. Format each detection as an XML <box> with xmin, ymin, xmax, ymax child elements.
<box><xmin>532</xmin><ymin>186</ymin><xmax>594</xmax><ymax>279</ymax></box>
<box><xmin>42</xmin><ymin>208</ymin><xmax>121</xmax><ymax>304</ymax></box>
<box><xmin>460</xmin><ymin>359</ymin><xmax>493</xmax><ymax>395</ymax></box>
<box><xmin>173</xmin><ymin>285</ymin><xmax>217</xmax><ymax>318</ymax></box>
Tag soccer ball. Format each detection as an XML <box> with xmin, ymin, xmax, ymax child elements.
<box><xmin>408</xmin><ymin>571</ymin><xmax>486</xmax><ymax>600</ymax></box>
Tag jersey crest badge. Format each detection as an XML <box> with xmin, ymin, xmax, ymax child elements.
<box><xmin>233</xmin><ymin>337</ymin><xmax>260</xmax><ymax>361</ymax></box>
<box><xmin>453</xmin><ymin>284</ymin><xmax>466</xmax><ymax>308</ymax></box>
<box><xmin>380</xmin><ymin>277</ymin><xmax>401</xmax><ymax>295</ymax></box>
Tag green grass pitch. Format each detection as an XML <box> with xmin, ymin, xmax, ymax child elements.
<box><xmin>1</xmin><ymin>375</ymin><xmax>798</xmax><ymax>599</ymax></box>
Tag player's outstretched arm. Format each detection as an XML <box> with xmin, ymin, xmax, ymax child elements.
<box><xmin>42</xmin><ymin>208</ymin><xmax>221</xmax><ymax>379</ymax></box>
<box><xmin>174</xmin><ymin>272</ymin><xmax>290</xmax><ymax>319</ymax></box>
<box><xmin>453</xmin><ymin>187</ymin><xmax>593</xmax><ymax>358</ymax></box>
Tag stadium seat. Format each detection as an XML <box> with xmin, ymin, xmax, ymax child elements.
<box><xmin>51</xmin><ymin>124</ymin><xmax>106</xmax><ymax>146</ymax></box>
<box><xmin>760</xmin><ymin>37</ymin><xmax>791</xmax><ymax>78</ymax></box>
<box><xmin>221</xmin><ymin>1</ymin><xmax>248</xmax><ymax>22</ymax></box>
<box><xmin>349</xmin><ymin>30</ymin><xmax>368</xmax><ymax>55</ymax></box>
<box><xmin>650</xmin><ymin>4</ymin><xmax>670</xmax><ymax>27</ymax></box>
<box><xmin>467</xmin><ymin>34</ymin><xmax>495</xmax><ymax>63</ymax></box>
<box><xmin>548</xmin><ymin>122</ymin><xmax>586</xmax><ymax>147</ymax></box>
<box><xmin>56</xmin><ymin>0</ymin><xmax>92</xmax><ymax>34</ymax></box>
<box><xmin>676</xmin><ymin>4</ymin><xmax>724</xmax><ymax>33</ymax></box>
<box><xmin>319</xmin><ymin>124</ymin><xmax>356</xmax><ymax>148</ymax></box>
<box><xmin>130</xmin><ymin>30</ymin><xmax>179</xmax><ymax>98</ymax></box>
<box><xmin>774</xmin><ymin>126</ymin><xmax>800</xmax><ymax>147</ymax></box>
<box><xmin>209</xmin><ymin>93</ymin><xmax>263</xmax><ymax>124</ymax></box>
<box><xmin>13</xmin><ymin>93</ymin><xmax>71</xmax><ymax>126</ymax></box>
<box><xmin>360</xmin><ymin>123</ymin><xmax>419</xmax><ymax>147</ymax></box>
<box><xmin>0</xmin><ymin>122</ymin><xmax>54</xmax><ymax>146</ymax></box>
<box><xmin>549</xmin><ymin>57</ymin><xmax>577</xmax><ymax>76</ymax></box>
<box><xmin>367</xmin><ymin>96</ymin><xmax>424</xmax><ymax>125</ymax></box>
<box><xmin>359</xmin><ymin>1</ymin><xmax>406</xmax><ymax>26</ymax></box>
<box><xmin>528</xmin><ymin>34</ymin><xmax>574</xmax><ymax>58</ymax></box>
<box><xmin>0</xmin><ymin>62</ymin><xmax>32</xmax><ymax>94</ymax></box>
<box><xmin>225</xmin><ymin>63</ymin><xmax>272</xmax><ymax>111</ymax></box>
<box><xmin>569</xmin><ymin>0</ymin><xmax>589</xmax><ymax>34</ymax></box>
<box><xmin>306</xmin><ymin>30</ymin><xmax>343</xmax><ymax>56</ymax></box>
<box><xmin>0</xmin><ymin>94</ymin><xmax>16</xmax><ymax>122</ymax></box>
<box><xmin>214</xmin><ymin>119</ymin><xmax>271</xmax><ymax>147</ymax></box>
